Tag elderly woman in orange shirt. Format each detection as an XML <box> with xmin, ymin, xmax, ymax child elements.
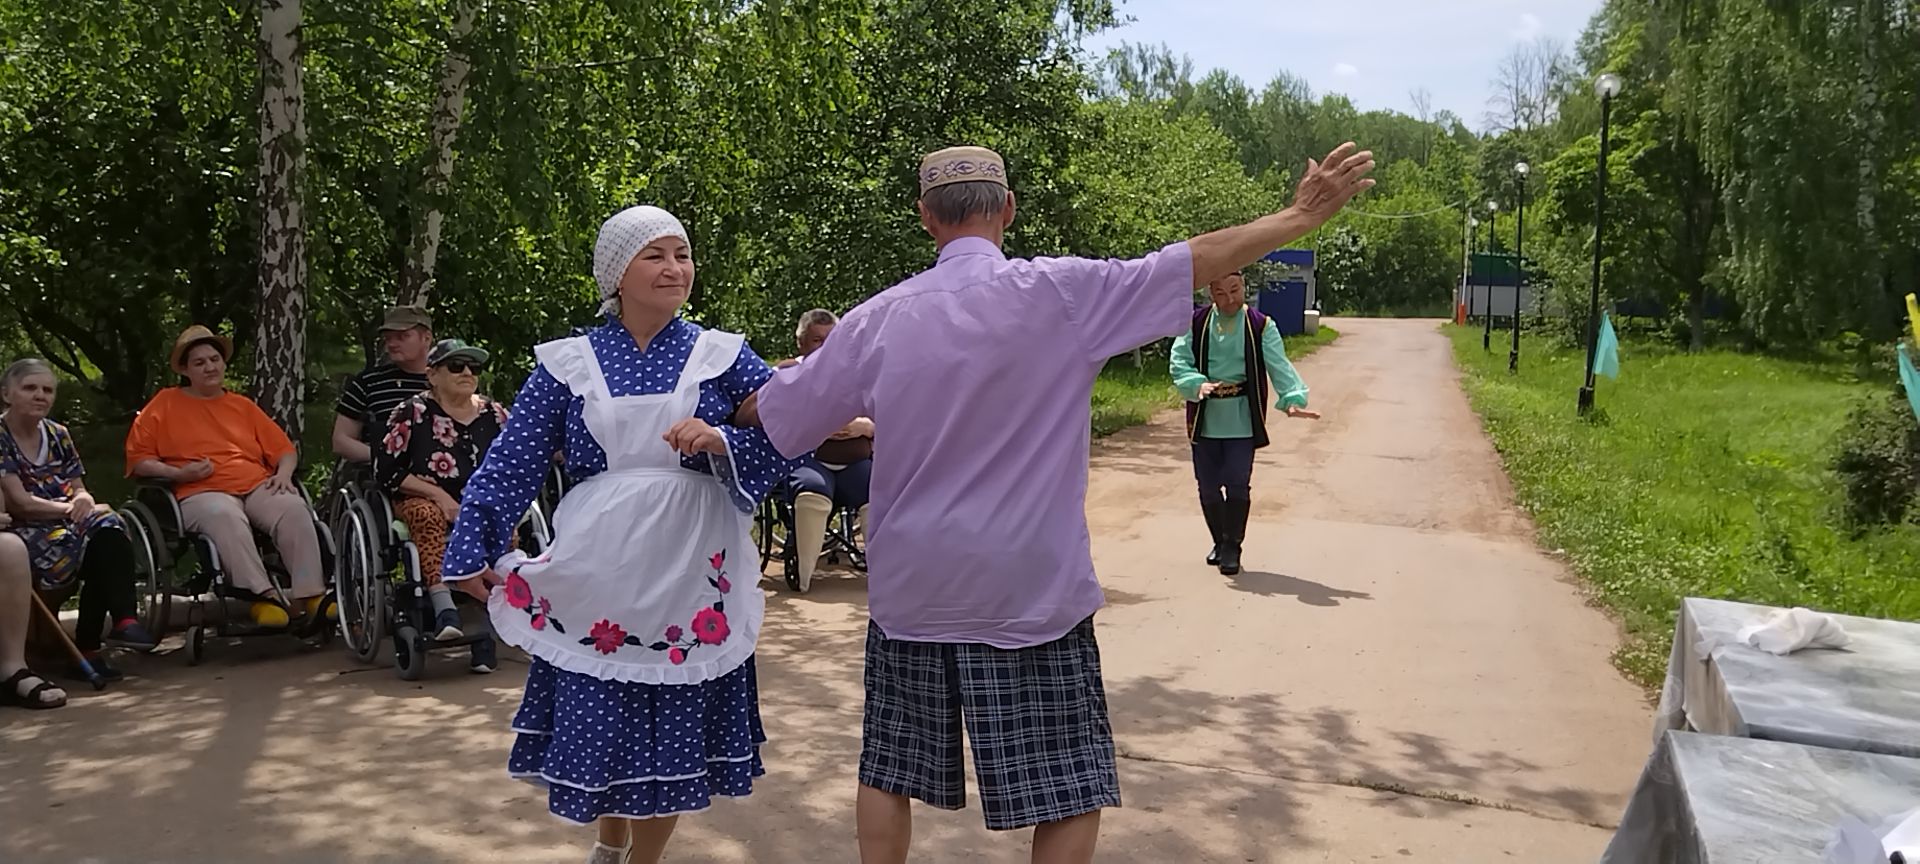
<box><xmin>124</xmin><ymin>326</ymin><xmax>328</xmax><ymax>630</ymax></box>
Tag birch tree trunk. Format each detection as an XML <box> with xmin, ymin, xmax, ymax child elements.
<box><xmin>252</xmin><ymin>0</ymin><xmax>309</xmax><ymax>440</ymax></box>
<box><xmin>396</xmin><ymin>1</ymin><xmax>480</xmax><ymax>308</ymax></box>
<box><xmin>1854</xmin><ymin>0</ymin><xmax>1886</xmax><ymax>330</ymax></box>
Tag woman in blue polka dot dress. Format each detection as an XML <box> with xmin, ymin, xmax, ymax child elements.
<box><xmin>444</xmin><ymin>205</ymin><xmax>800</xmax><ymax>864</ymax></box>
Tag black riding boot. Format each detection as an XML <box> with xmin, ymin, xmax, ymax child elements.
<box><xmin>1217</xmin><ymin>498</ymin><xmax>1250</xmax><ymax>576</ymax></box>
<box><xmin>1201</xmin><ymin>498</ymin><xmax>1225</xmax><ymax>566</ymax></box>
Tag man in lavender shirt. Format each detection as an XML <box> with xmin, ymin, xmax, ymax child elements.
<box><xmin>702</xmin><ymin>142</ymin><xmax>1373</xmax><ymax>863</ymax></box>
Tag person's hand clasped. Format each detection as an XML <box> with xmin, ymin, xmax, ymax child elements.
<box><xmin>456</xmin><ymin>568</ymin><xmax>503</xmax><ymax>602</ymax></box>
<box><xmin>67</xmin><ymin>492</ymin><xmax>96</xmax><ymax>522</ymax></box>
<box><xmin>1286</xmin><ymin>406</ymin><xmax>1322</xmax><ymax>420</ymax></box>
<box><xmin>177</xmin><ymin>458</ymin><xmax>214</xmax><ymax>483</ymax></box>
<box><xmin>1292</xmin><ymin>142</ymin><xmax>1377</xmax><ymax>223</ymax></box>
<box><xmin>662</xmin><ymin>418</ymin><xmax>727</xmax><ymax>456</ymax></box>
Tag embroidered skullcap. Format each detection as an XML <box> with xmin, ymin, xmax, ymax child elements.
<box><xmin>592</xmin><ymin>205</ymin><xmax>690</xmax><ymax>316</ymax></box>
<box><xmin>918</xmin><ymin>146</ymin><xmax>1008</xmax><ymax>195</ymax></box>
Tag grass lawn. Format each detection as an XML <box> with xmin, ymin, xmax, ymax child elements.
<box><xmin>1446</xmin><ymin>324</ymin><xmax>1920</xmax><ymax>686</ymax></box>
<box><xmin>1091</xmin><ymin>326</ymin><xmax>1340</xmax><ymax>438</ymax></box>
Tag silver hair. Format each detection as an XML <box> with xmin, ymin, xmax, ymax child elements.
<box><xmin>796</xmin><ymin>308</ymin><xmax>838</xmax><ymax>338</ymax></box>
<box><xmin>0</xmin><ymin>358</ymin><xmax>54</xmax><ymax>407</ymax></box>
<box><xmin>920</xmin><ymin>181</ymin><xmax>1008</xmax><ymax>226</ymax></box>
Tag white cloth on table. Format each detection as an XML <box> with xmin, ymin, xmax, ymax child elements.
<box><xmin>1826</xmin><ymin>806</ymin><xmax>1920</xmax><ymax>863</ymax></box>
<box><xmin>1738</xmin><ymin>606</ymin><xmax>1851</xmax><ymax>655</ymax></box>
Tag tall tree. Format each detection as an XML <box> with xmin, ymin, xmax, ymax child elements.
<box><xmin>397</xmin><ymin>0</ymin><xmax>481</xmax><ymax>308</ymax></box>
<box><xmin>1486</xmin><ymin>36</ymin><xmax>1569</xmax><ymax>133</ymax></box>
<box><xmin>253</xmin><ymin>0</ymin><xmax>309</xmax><ymax>438</ymax></box>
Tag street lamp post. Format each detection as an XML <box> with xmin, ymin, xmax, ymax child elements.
<box><xmin>1467</xmin><ymin>216</ymin><xmax>1479</xmax><ymax>324</ymax></box>
<box><xmin>1511</xmin><ymin>162</ymin><xmax>1530</xmax><ymax>374</ymax></box>
<box><xmin>1483</xmin><ymin>200</ymin><xmax>1499</xmax><ymax>352</ymax></box>
<box><xmin>1579</xmin><ymin>73</ymin><xmax>1624</xmax><ymax>414</ymax></box>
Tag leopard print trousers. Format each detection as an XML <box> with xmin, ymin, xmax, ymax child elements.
<box><xmin>395</xmin><ymin>497</ymin><xmax>451</xmax><ymax>586</ymax></box>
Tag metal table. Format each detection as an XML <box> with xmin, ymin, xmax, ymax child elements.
<box><xmin>1602</xmin><ymin>731</ymin><xmax>1920</xmax><ymax>862</ymax></box>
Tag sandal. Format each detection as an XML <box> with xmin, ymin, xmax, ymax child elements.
<box><xmin>1</xmin><ymin>668</ymin><xmax>68</xmax><ymax>710</ymax></box>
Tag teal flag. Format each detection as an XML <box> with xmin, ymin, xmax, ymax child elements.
<box><xmin>1592</xmin><ymin>312</ymin><xmax>1621</xmax><ymax>379</ymax></box>
<box><xmin>1899</xmin><ymin>344</ymin><xmax>1920</xmax><ymax>423</ymax></box>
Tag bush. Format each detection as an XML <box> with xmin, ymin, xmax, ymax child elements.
<box><xmin>1831</xmin><ymin>390</ymin><xmax>1920</xmax><ymax>531</ymax></box>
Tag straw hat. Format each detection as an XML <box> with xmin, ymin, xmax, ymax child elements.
<box><xmin>169</xmin><ymin>325</ymin><xmax>232</xmax><ymax>372</ymax></box>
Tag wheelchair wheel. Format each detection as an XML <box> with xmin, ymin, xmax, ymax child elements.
<box><xmin>526</xmin><ymin>501</ymin><xmax>553</xmax><ymax>553</ymax></box>
<box><xmin>121</xmin><ymin>501</ymin><xmax>172</xmax><ymax>637</ymax></box>
<box><xmin>185</xmin><ymin>625</ymin><xmax>207</xmax><ymax>666</ymax></box>
<box><xmin>753</xmin><ymin>499</ymin><xmax>783</xmax><ymax>576</ymax></box>
<box><xmin>337</xmin><ymin>505</ymin><xmax>389</xmax><ymax>664</ymax></box>
<box><xmin>393</xmin><ymin>624</ymin><xmax>426</xmax><ymax>681</ymax></box>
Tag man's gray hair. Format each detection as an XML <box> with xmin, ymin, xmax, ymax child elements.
<box><xmin>796</xmin><ymin>308</ymin><xmax>838</xmax><ymax>338</ymax></box>
<box><xmin>919</xmin><ymin>180</ymin><xmax>1008</xmax><ymax>226</ymax></box>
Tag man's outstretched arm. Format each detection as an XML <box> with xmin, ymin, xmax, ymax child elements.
<box><xmin>1188</xmin><ymin>142</ymin><xmax>1376</xmax><ymax>289</ymax></box>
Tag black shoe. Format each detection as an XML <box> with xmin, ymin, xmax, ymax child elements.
<box><xmin>469</xmin><ymin>637</ymin><xmax>496</xmax><ymax>674</ymax></box>
<box><xmin>432</xmin><ymin>608</ymin><xmax>465</xmax><ymax>641</ymax></box>
<box><xmin>1218</xmin><ymin>498</ymin><xmax>1250</xmax><ymax>576</ymax></box>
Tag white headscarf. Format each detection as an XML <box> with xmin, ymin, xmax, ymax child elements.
<box><xmin>592</xmin><ymin>205</ymin><xmax>690</xmax><ymax>317</ymax></box>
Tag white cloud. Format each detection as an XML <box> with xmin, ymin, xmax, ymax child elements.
<box><xmin>1333</xmin><ymin>62</ymin><xmax>1360</xmax><ymax>77</ymax></box>
<box><xmin>1513</xmin><ymin>12</ymin><xmax>1544</xmax><ymax>40</ymax></box>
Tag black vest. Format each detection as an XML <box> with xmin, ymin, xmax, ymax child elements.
<box><xmin>1183</xmin><ymin>306</ymin><xmax>1271</xmax><ymax>449</ymax></box>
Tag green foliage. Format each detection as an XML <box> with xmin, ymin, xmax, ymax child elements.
<box><xmin>1309</xmin><ymin>172</ymin><xmax>1460</xmax><ymax>315</ymax></box>
<box><xmin>1831</xmin><ymin>391</ymin><xmax>1920</xmax><ymax>531</ymax></box>
<box><xmin>1523</xmin><ymin>0</ymin><xmax>1920</xmax><ymax>348</ymax></box>
<box><xmin>1063</xmin><ymin>101</ymin><xmax>1282</xmax><ymax>258</ymax></box>
<box><xmin>1446</xmin><ymin>324</ymin><xmax>1920</xmax><ymax>685</ymax></box>
<box><xmin>4</xmin><ymin>1</ymin><xmax>1462</xmax><ymax>443</ymax></box>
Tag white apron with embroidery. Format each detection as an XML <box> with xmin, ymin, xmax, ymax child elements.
<box><xmin>486</xmin><ymin>330</ymin><xmax>762</xmax><ymax>686</ymax></box>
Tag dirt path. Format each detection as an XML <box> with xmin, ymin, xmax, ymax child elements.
<box><xmin>0</xmin><ymin>318</ymin><xmax>1648</xmax><ymax>863</ymax></box>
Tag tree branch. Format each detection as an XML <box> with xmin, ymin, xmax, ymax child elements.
<box><xmin>527</xmin><ymin>54</ymin><xmax>667</xmax><ymax>73</ymax></box>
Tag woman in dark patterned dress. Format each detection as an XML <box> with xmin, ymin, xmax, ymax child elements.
<box><xmin>0</xmin><ymin>359</ymin><xmax>157</xmax><ymax>683</ymax></box>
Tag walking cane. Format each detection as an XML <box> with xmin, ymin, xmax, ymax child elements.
<box><xmin>28</xmin><ymin>590</ymin><xmax>106</xmax><ymax>691</ymax></box>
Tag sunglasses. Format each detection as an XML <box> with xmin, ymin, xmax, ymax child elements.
<box><xmin>439</xmin><ymin>361</ymin><xmax>485</xmax><ymax>374</ymax></box>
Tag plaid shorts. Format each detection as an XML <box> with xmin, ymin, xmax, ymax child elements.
<box><xmin>858</xmin><ymin>616</ymin><xmax>1120</xmax><ymax>830</ymax></box>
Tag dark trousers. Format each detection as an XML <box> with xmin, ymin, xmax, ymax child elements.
<box><xmin>788</xmin><ymin>456</ymin><xmax>873</xmax><ymax>510</ymax></box>
<box><xmin>75</xmin><ymin>526</ymin><xmax>139</xmax><ymax>652</ymax></box>
<box><xmin>1192</xmin><ymin>437</ymin><xmax>1256</xmax><ymax>504</ymax></box>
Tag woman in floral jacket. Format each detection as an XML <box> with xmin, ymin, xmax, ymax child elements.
<box><xmin>373</xmin><ymin>338</ymin><xmax>506</xmax><ymax>668</ymax></box>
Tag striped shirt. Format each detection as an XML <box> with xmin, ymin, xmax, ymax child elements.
<box><xmin>335</xmin><ymin>364</ymin><xmax>429</xmax><ymax>444</ymax></box>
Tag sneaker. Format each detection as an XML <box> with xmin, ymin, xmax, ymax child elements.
<box><xmin>468</xmin><ymin>637</ymin><xmax>496</xmax><ymax>674</ymax></box>
<box><xmin>107</xmin><ymin>619</ymin><xmax>159</xmax><ymax>652</ymax></box>
<box><xmin>432</xmin><ymin>608</ymin><xmax>464</xmax><ymax>642</ymax></box>
<box><xmin>77</xmin><ymin>652</ymin><xmax>126</xmax><ymax>683</ymax></box>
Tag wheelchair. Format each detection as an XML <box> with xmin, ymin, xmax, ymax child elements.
<box><xmin>328</xmin><ymin>461</ymin><xmax>556</xmax><ymax>680</ymax></box>
<box><xmin>119</xmin><ymin>480</ymin><xmax>338</xmax><ymax>665</ymax></box>
<box><xmin>754</xmin><ymin>485</ymin><xmax>865</xmax><ymax>593</ymax></box>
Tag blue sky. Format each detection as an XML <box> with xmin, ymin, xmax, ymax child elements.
<box><xmin>1082</xmin><ymin>0</ymin><xmax>1604</xmax><ymax>128</ymax></box>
